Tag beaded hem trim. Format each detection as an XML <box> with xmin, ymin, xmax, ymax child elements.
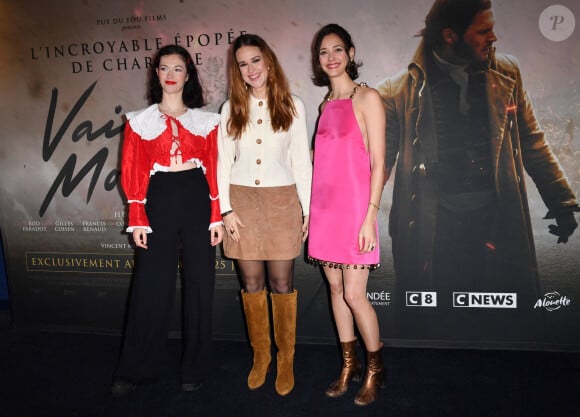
<box><xmin>307</xmin><ymin>256</ymin><xmax>380</xmax><ymax>271</ymax></box>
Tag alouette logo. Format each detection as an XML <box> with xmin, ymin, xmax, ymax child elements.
<box><xmin>533</xmin><ymin>291</ymin><xmax>571</xmax><ymax>312</ymax></box>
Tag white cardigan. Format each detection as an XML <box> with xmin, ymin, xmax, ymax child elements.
<box><xmin>217</xmin><ymin>94</ymin><xmax>312</xmax><ymax>215</ymax></box>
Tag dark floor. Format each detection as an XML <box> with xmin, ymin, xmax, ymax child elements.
<box><xmin>0</xmin><ymin>308</ymin><xmax>579</xmax><ymax>417</ymax></box>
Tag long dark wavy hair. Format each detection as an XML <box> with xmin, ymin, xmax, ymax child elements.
<box><xmin>148</xmin><ymin>44</ymin><xmax>204</xmax><ymax>108</ymax></box>
<box><xmin>419</xmin><ymin>0</ymin><xmax>492</xmax><ymax>49</ymax></box>
<box><xmin>226</xmin><ymin>34</ymin><xmax>296</xmax><ymax>140</ymax></box>
<box><xmin>310</xmin><ymin>23</ymin><xmax>361</xmax><ymax>87</ymax></box>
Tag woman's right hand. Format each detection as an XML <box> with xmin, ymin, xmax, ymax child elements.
<box><xmin>132</xmin><ymin>228</ymin><xmax>148</xmax><ymax>249</ymax></box>
<box><xmin>223</xmin><ymin>211</ymin><xmax>245</xmax><ymax>242</ymax></box>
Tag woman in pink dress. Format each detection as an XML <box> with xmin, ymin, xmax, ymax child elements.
<box><xmin>308</xmin><ymin>23</ymin><xmax>387</xmax><ymax>406</ymax></box>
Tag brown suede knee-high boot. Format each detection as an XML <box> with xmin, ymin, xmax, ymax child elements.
<box><xmin>270</xmin><ymin>290</ymin><xmax>297</xmax><ymax>396</ymax></box>
<box><xmin>354</xmin><ymin>343</ymin><xmax>385</xmax><ymax>406</ymax></box>
<box><xmin>325</xmin><ymin>339</ymin><xmax>362</xmax><ymax>398</ymax></box>
<box><xmin>241</xmin><ymin>289</ymin><xmax>271</xmax><ymax>390</ymax></box>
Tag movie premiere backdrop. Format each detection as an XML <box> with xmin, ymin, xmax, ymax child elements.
<box><xmin>0</xmin><ymin>0</ymin><xmax>578</xmax><ymax>350</ymax></box>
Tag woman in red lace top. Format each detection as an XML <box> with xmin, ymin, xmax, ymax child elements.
<box><xmin>111</xmin><ymin>44</ymin><xmax>223</xmax><ymax>397</ymax></box>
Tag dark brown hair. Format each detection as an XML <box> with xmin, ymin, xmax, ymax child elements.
<box><xmin>311</xmin><ymin>23</ymin><xmax>361</xmax><ymax>87</ymax></box>
<box><xmin>419</xmin><ymin>0</ymin><xmax>492</xmax><ymax>49</ymax></box>
<box><xmin>148</xmin><ymin>44</ymin><xmax>204</xmax><ymax>108</ymax></box>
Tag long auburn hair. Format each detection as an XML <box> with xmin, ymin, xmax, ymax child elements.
<box><xmin>226</xmin><ymin>34</ymin><xmax>296</xmax><ymax>140</ymax></box>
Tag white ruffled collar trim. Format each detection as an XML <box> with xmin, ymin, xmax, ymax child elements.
<box><xmin>126</xmin><ymin>104</ymin><xmax>220</xmax><ymax>140</ymax></box>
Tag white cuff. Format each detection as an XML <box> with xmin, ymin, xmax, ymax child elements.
<box><xmin>126</xmin><ymin>226</ymin><xmax>153</xmax><ymax>234</ymax></box>
<box><xmin>208</xmin><ymin>221</ymin><xmax>223</xmax><ymax>230</ymax></box>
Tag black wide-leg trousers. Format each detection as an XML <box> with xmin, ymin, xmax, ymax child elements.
<box><xmin>115</xmin><ymin>168</ymin><xmax>216</xmax><ymax>384</ymax></box>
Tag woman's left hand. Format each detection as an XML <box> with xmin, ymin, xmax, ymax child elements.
<box><xmin>301</xmin><ymin>215</ymin><xmax>310</xmax><ymax>242</ymax></box>
<box><xmin>210</xmin><ymin>224</ymin><xmax>224</xmax><ymax>246</ymax></box>
<box><xmin>358</xmin><ymin>219</ymin><xmax>376</xmax><ymax>253</ymax></box>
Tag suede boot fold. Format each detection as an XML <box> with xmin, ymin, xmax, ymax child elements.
<box><xmin>270</xmin><ymin>290</ymin><xmax>297</xmax><ymax>396</ymax></box>
<box><xmin>241</xmin><ymin>289</ymin><xmax>271</xmax><ymax>390</ymax></box>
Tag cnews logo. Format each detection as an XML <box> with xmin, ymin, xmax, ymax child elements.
<box><xmin>453</xmin><ymin>292</ymin><xmax>517</xmax><ymax>308</ymax></box>
<box><xmin>406</xmin><ymin>291</ymin><xmax>437</xmax><ymax>307</ymax></box>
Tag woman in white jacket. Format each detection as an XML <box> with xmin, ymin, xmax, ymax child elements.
<box><xmin>218</xmin><ymin>34</ymin><xmax>312</xmax><ymax>396</ymax></box>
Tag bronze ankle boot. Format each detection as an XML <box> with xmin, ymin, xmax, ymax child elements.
<box><xmin>325</xmin><ymin>339</ymin><xmax>362</xmax><ymax>398</ymax></box>
<box><xmin>241</xmin><ymin>289</ymin><xmax>271</xmax><ymax>390</ymax></box>
<box><xmin>354</xmin><ymin>343</ymin><xmax>385</xmax><ymax>406</ymax></box>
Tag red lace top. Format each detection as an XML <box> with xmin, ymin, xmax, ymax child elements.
<box><xmin>121</xmin><ymin>104</ymin><xmax>222</xmax><ymax>232</ymax></box>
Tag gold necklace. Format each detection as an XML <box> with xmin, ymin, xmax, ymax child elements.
<box><xmin>325</xmin><ymin>82</ymin><xmax>367</xmax><ymax>102</ymax></box>
<box><xmin>158</xmin><ymin>103</ymin><xmax>188</xmax><ymax>114</ymax></box>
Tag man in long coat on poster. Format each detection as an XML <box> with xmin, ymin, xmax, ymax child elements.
<box><xmin>378</xmin><ymin>0</ymin><xmax>578</xmax><ymax>342</ymax></box>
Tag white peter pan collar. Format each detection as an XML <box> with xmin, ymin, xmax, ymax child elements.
<box><xmin>126</xmin><ymin>104</ymin><xmax>220</xmax><ymax>140</ymax></box>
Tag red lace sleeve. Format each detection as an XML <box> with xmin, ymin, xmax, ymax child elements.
<box><xmin>203</xmin><ymin>125</ymin><xmax>222</xmax><ymax>227</ymax></box>
<box><xmin>120</xmin><ymin>121</ymin><xmax>151</xmax><ymax>232</ymax></box>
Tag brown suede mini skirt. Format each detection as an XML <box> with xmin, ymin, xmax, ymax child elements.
<box><xmin>223</xmin><ymin>184</ymin><xmax>303</xmax><ymax>260</ymax></box>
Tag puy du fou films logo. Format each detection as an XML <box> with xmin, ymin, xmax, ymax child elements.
<box><xmin>453</xmin><ymin>292</ymin><xmax>517</xmax><ymax>308</ymax></box>
<box><xmin>406</xmin><ymin>291</ymin><xmax>437</xmax><ymax>307</ymax></box>
<box><xmin>533</xmin><ymin>291</ymin><xmax>571</xmax><ymax>312</ymax></box>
